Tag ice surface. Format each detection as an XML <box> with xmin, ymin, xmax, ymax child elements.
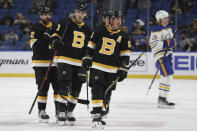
<box><xmin>0</xmin><ymin>78</ymin><xmax>197</xmax><ymax>131</ymax></box>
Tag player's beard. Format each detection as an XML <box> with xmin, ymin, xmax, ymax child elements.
<box><xmin>75</xmin><ymin>16</ymin><xmax>83</xmax><ymax>24</ymax></box>
<box><xmin>42</xmin><ymin>18</ymin><xmax>50</xmax><ymax>25</ymax></box>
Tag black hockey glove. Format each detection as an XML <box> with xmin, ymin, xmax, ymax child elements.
<box><xmin>51</xmin><ymin>38</ymin><xmax>64</xmax><ymax>49</ymax></box>
<box><xmin>43</xmin><ymin>32</ymin><xmax>53</xmax><ymax>43</ymax></box>
<box><xmin>82</xmin><ymin>56</ymin><xmax>92</xmax><ymax>71</ymax></box>
<box><xmin>116</xmin><ymin>66</ymin><xmax>128</xmax><ymax>82</ymax></box>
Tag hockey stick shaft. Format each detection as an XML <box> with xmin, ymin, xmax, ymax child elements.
<box><xmin>86</xmin><ymin>71</ymin><xmax>89</xmax><ymax>109</ymax></box>
<box><xmin>28</xmin><ymin>50</ymin><xmax>58</xmax><ymax>114</ymax></box>
<box><xmin>104</xmin><ymin>51</ymin><xmax>146</xmax><ymax>100</ymax></box>
<box><xmin>59</xmin><ymin>94</ymin><xmax>90</xmax><ymax>105</ymax></box>
<box><xmin>146</xmin><ymin>28</ymin><xmax>180</xmax><ymax>95</ymax></box>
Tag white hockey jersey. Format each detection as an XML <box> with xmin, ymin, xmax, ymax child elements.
<box><xmin>149</xmin><ymin>25</ymin><xmax>175</xmax><ymax>61</ymax></box>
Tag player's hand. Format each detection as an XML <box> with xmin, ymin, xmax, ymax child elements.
<box><xmin>116</xmin><ymin>66</ymin><xmax>128</xmax><ymax>82</ymax></box>
<box><xmin>82</xmin><ymin>56</ymin><xmax>92</xmax><ymax>71</ymax></box>
<box><xmin>52</xmin><ymin>38</ymin><xmax>64</xmax><ymax>49</ymax></box>
<box><xmin>43</xmin><ymin>32</ymin><xmax>53</xmax><ymax>43</ymax></box>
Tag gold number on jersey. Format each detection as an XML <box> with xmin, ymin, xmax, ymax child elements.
<box><xmin>99</xmin><ymin>37</ymin><xmax>116</xmax><ymax>55</ymax></box>
<box><xmin>30</xmin><ymin>32</ymin><xmax>35</xmax><ymax>38</ymax></box>
<box><xmin>72</xmin><ymin>31</ymin><xmax>85</xmax><ymax>48</ymax></box>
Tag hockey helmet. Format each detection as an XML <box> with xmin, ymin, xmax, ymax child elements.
<box><xmin>111</xmin><ymin>11</ymin><xmax>124</xmax><ymax>19</ymax></box>
<box><xmin>75</xmin><ymin>3</ymin><xmax>88</xmax><ymax>12</ymax></box>
<box><xmin>38</xmin><ymin>6</ymin><xmax>52</xmax><ymax>16</ymax></box>
<box><xmin>103</xmin><ymin>10</ymin><xmax>113</xmax><ymax>18</ymax></box>
<box><xmin>155</xmin><ymin>10</ymin><xmax>169</xmax><ymax>22</ymax></box>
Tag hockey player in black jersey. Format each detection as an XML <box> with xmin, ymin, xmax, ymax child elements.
<box><xmin>82</xmin><ymin>11</ymin><xmax>131</xmax><ymax>129</ymax></box>
<box><xmin>50</xmin><ymin>3</ymin><xmax>92</xmax><ymax>126</ymax></box>
<box><xmin>90</xmin><ymin>10</ymin><xmax>113</xmax><ymax>118</ymax></box>
<box><xmin>29</xmin><ymin>6</ymin><xmax>60</xmax><ymax>123</ymax></box>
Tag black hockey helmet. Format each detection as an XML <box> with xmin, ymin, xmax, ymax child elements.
<box><xmin>38</xmin><ymin>6</ymin><xmax>52</xmax><ymax>15</ymax></box>
<box><xmin>111</xmin><ymin>11</ymin><xmax>124</xmax><ymax>19</ymax></box>
<box><xmin>103</xmin><ymin>10</ymin><xmax>113</xmax><ymax>18</ymax></box>
<box><xmin>75</xmin><ymin>2</ymin><xmax>88</xmax><ymax>12</ymax></box>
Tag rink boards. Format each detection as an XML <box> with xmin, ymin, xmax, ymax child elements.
<box><xmin>0</xmin><ymin>51</ymin><xmax>196</xmax><ymax>79</ymax></box>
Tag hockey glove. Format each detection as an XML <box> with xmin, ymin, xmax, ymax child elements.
<box><xmin>82</xmin><ymin>56</ymin><xmax>92</xmax><ymax>71</ymax></box>
<box><xmin>51</xmin><ymin>38</ymin><xmax>64</xmax><ymax>49</ymax></box>
<box><xmin>43</xmin><ymin>32</ymin><xmax>53</xmax><ymax>43</ymax></box>
<box><xmin>116</xmin><ymin>66</ymin><xmax>128</xmax><ymax>82</ymax></box>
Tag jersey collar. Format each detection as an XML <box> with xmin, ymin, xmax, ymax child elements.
<box><xmin>106</xmin><ymin>25</ymin><xmax>120</xmax><ymax>34</ymax></box>
<box><xmin>71</xmin><ymin>18</ymin><xmax>85</xmax><ymax>26</ymax></box>
<box><xmin>40</xmin><ymin>21</ymin><xmax>52</xmax><ymax>28</ymax></box>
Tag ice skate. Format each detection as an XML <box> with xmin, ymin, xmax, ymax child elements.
<box><xmin>66</xmin><ymin>112</ymin><xmax>76</xmax><ymax>126</ymax></box>
<box><xmin>92</xmin><ymin>114</ymin><xmax>105</xmax><ymax>129</ymax></box>
<box><xmin>157</xmin><ymin>96</ymin><xmax>175</xmax><ymax>109</ymax></box>
<box><xmin>56</xmin><ymin>112</ymin><xmax>67</xmax><ymax>126</ymax></box>
<box><xmin>38</xmin><ymin>110</ymin><xmax>49</xmax><ymax>123</ymax></box>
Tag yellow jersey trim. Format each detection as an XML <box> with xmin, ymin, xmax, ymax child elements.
<box><xmin>40</xmin><ymin>21</ymin><xmax>52</xmax><ymax>28</ymax></box>
<box><xmin>92</xmin><ymin>62</ymin><xmax>118</xmax><ymax>70</ymax></box>
<box><xmin>106</xmin><ymin>26</ymin><xmax>120</xmax><ymax>34</ymax></box>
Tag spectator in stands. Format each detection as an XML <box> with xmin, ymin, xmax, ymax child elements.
<box><xmin>135</xmin><ymin>37</ymin><xmax>149</xmax><ymax>51</ymax></box>
<box><xmin>183</xmin><ymin>37</ymin><xmax>197</xmax><ymax>52</ymax></box>
<box><xmin>171</xmin><ymin>0</ymin><xmax>183</xmax><ymax>15</ymax></box>
<box><xmin>29</xmin><ymin>0</ymin><xmax>44</xmax><ymax>14</ymax></box>
<box><xmin>179</xmin><ymin>0</ymin><xmax>195</xmax><ymax>14</ymax></box>
<box><xmin>20</xmin><ymin>18</ymin><xmax>32</xmax><ymax>35</ymax></box>
<box><xmin>0</xmin><ymin>32</ymin><xmax>5</xmax><ymax>46</ymax></box>
<box><xmin>22</xmin><ymin>41</ymin><xmax>31</xmax><ymax>51</ymax></box>
<box><xmin>45</xmin><ymin>0</ymin><xmax>56</xmax><ymax>13</ymax></box>
<box><xmin>177</xmin><ymin>32</ymin><xmax>190</xmax><ymax>51</ymax></box>
<box><xmin>13</xmin><ymin>13</ymin><xmax>27</xmax><ymax>25</ymax></box>
<box><xmin>190</xmin><ymin>17</ymin><xmax>197</xmax><ymax>35</ymax></box>
<box><xmin>149</xmin><ymin>15</ymin><xmax>156</xmax><ymax>25</ymax></box>
<box><xmin>5</xmin><ymin>29</ymin><xmax>19</xmax><ymax>42</ymax></box>
<box><xmin>169</xmin><ymin>13</ymin><xmax>175</xmax><ymax>25</ymax></box>
<box><xmin>0</xmin><ymin>0</ymin><xmax>14</xmax><ymax>9</ymax></box>
<box><xmin>131</xmin><ymin>19</ymin><xmax>146</xmax><ymax>35</ymax></box>
<box><xmin>0</xmin><ymin>11</ymin><xmax>13</xmax><ymax>26</ymax></box>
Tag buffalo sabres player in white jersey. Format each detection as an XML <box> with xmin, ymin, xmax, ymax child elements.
<box><xmin>149</xmin><ymin>10</ymin><xmax>176</xmax><ymax>109</ymax></box>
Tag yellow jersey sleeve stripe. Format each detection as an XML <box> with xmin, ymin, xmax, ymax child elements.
<box><xmin>32</xmin><ymin>60</ymin><xmax>52</xmax><ymax>63</ymax></box>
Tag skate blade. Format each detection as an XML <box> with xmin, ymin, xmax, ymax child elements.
<box><xmin>157</xmin><ymin>105</ymin><xmax>175</xmax><ymax>109</ymax></box>
<box><xmin>57</xmin><ymin>120</ymin><xmax>66</xmax><ymax>126</ymax></box>
<box><xmin>92</xmin><ymin>122</ymin><xmax>104</xmax><ymax>129</ymax></box>
<box><xmin>66</xmin><ymin>121</ymin><xmax>75</xmax><ymax>126</ymax></box>
<box><xmin>39</xmin><ymin>118</ymin><xmax>49</xmax><ymax>123</ymax></box>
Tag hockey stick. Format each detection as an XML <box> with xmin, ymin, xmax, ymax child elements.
<box><xmin>146</xmin><ymin>27</ymin><xmax>181</xmax><ymax>95</ymax></box>
<box><xmin>59</xmin><ymin>94</ymin><xmax>90</xmax><ymax>105</ymax></box>
<box><xmin>104</xmin><ymin>51</ymin><xmax>146</xmax><ymax>102</ymax></box>
<box><xmin>28</xmin><ymin>13</ymin><xmax>71</xmax><ymax>115</ymax></box>
<box><xmin>28</xmin><ymin>50</ymin><xmax>58</xmax><ymax>114</ymax></box>
<box><xmin>86</xmin><ymin>71</ymin><xmax>89</xmax><ymax>109</ymax></box>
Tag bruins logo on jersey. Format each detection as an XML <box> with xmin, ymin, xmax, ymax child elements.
<box><xmin>99</xmin><ymin>37</ymin><xmax>116</xmax><ymax>55</ymax></box>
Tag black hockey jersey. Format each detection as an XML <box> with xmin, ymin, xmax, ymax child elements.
<box><xmin>52</xmin><ymin>17</ymin><xmax>92</xmax><ymax>67</ymax></box>
<box><xmin>87</xmin><ymin>25</ymin><xmax>131</xmax><ymax>73</ymax></box>
<box><xmin>30</xmin><ymin>21</ymin><xmax>57</xmax><ymax>67</ymax></box>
